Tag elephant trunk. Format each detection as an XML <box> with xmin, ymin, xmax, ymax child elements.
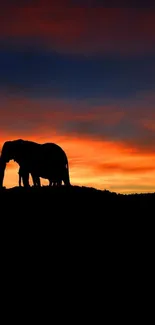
<box><xmin>0</xmin><ymin>159</ymin><xmax>6</xmax><ymax>188</ymax></box>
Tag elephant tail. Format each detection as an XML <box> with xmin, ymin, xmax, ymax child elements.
<box><xmin>65</xmin><ymin>158</ymin><xmax>71</xmax><ymax>186</ymax></box>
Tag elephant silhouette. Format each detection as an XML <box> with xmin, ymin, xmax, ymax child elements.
<box><xmin>0</xmin><ymin>139</ymin><xmax>70</xmax><ymax>188</ymax></box>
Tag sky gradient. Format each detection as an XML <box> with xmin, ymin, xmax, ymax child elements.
<box><xmin>0</xmin><ymin>1</ymin><xmax>155</xmax><ymax>193</ymax></box>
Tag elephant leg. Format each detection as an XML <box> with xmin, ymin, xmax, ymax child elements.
<box><xmin>19</xmin><ymin>175</ymin><xmax>22</xmax><ymax>187</ymax></box>
<box><xmin>22</xmin><ymin>170</ymin><xmax>30</xmax><ymax>188</ymax></box>
<box><xmin>49</xmin><ymin>179</ymin><xmax>53</xmax><ymax>186</ymax></box>
<box><xmin>37</xmin><ymin>177</ymin><xmax>41</xmax><ymax>187</ymax></box>
<box><xmin>31</xmin><ymin>174</ymin><xmax>41</xmax><ymax>187</ymax></box>
<box><xmin>49</xmin><ymin>179</ymin><xmax>58</xmax><ymax>186</ymax></box>
<box><xmin>18</xmin><ymin>166</ymin><xmax>29</xmax><ymax>187</ymax></box>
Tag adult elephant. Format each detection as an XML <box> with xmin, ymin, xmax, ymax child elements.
<box><xmin>0</xmin><ymin>139</ymin><xmax>70</xmax><ymax>188</ymax></box>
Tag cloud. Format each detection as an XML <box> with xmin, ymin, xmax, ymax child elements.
<box><xmin>0</xmin><ymin>93</ymin><xmax>155</xmax><ymax>153</ymax></box>
<box><xmin>95</xmin><ymin>162</ymin><xmax>155</xmax><ymax>174</ymax></box>
<box><xmin>0</xmin><ymin>4</ymin><xmax>155</xmax><ymax>55</ymax></box>
<box><xmin>0</xmin><ymin>50</ymin><xmax>154</xmax><ymax>101</ymax></box>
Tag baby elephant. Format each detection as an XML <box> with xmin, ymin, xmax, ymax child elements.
<box><xmin>18</xmin><ymin>167</ymin><xmax>62</xmax><ymax>187</ymax></box>
<box><xmin>18</xmin><ymin>167</ymin><xmax>40</xmax><ymax>187</ymax></box>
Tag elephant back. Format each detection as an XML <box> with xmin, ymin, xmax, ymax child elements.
<box><xmin>41</xmin><ymin>143</ymin><xmax>68</xmax><ymax>166</ymax></box>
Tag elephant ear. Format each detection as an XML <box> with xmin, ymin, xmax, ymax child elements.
<box><xmin>12</xmin><ymin>139</ymin><xmax>29</xmax><ymax>163</ymax></box>
<box><xmin>11</xmin><ymin>139</ymin><xmax>24</xmax><ymax>161</ymax></box>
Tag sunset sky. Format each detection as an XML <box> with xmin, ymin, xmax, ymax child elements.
<box><xmin>0</xmin><ymin>1</ymin><xmax>155</xmax><ymax>193</ymax></box>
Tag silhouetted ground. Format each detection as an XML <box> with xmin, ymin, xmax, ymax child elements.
<box><xmin>0</xmin><ymin>184</ymin><xmax>153</xmax><ymax>297</ymax></box>
<box><xmin>0</xmin><ymin>184</ymin><xmax>154</xmax><ymax>215</ymax></box>
<box><xmin>0</xmin><ymin>184</ymin><xmax>153</xmax><ymax>262</ymax></box>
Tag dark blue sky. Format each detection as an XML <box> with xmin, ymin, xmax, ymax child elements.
<box><xmin>0</xmin><ymin>1</ymin><xmax>155</xmax><ymax>151</ymax></box>
<box><xmin>0</xmin><ymin>50</ymin><xmax>155</xmax><ymax>100</ymax></box>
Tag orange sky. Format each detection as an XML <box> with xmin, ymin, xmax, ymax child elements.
<box><xmin>1</xmin><ymin>133</ymin><xmax>155</xmax><ymax>194</ymax></box>
<box><xmin>1</xmin><ymin>94</ymin><xmax>155</xmax><ymax>194</ymax></box>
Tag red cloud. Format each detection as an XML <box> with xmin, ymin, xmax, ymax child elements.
<box><xmin>95</xmin><ymin>162</ymin><xmax>155</xmax><ymax>174</ymax></box>
<box><xmin>0</xmin><ymin>4</ymin><xmax>155</xmax><ymax>55</ymax></box>
<box><xmin>0</xmin><ymin>94</ymin><xmax>155</xmax><ymax>155</ymax></box>
<box><xmin>0</xmin><ymin>96</ymin><xmax>124</xmax><ymax>126</ymax></box>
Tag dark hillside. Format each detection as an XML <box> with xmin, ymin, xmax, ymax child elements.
<box><xmin>0</xmin><ymin>185</ymin><xmax>154</xmax><ymax>215</ymax></box>
<box><xmin>0</xmin><ymin>185</ymin><xmax>153</xmax><ymax>291</ymax></box>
